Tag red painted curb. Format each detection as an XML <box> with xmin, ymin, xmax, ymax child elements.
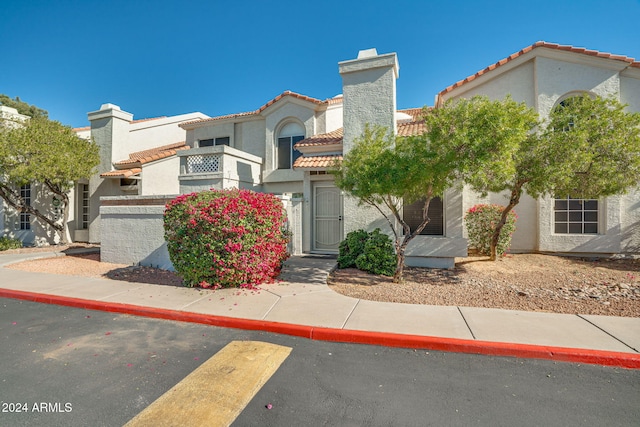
<box><xmin>2</xmin><ymin>288</ymin><xmax>639</xmax><ymax>369</ymax></box>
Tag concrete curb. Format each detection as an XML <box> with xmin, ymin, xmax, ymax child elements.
<box><xmin>2</xmin><ymin>288</ymin><xmax>639</xmax><ymax>370</ymax></box>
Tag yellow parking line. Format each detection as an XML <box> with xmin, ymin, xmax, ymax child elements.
<box><xmin>125</xmin><ymin>341</ymin><xmax>292</xmax><ymax>427</ymax></box>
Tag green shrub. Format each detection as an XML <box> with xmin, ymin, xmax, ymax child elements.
<box><xmin>465</xmin><ymin>204</ymin><xmax>517</xmax><ymax>256</ymax></box>
<box><xmin>338</xmin><ymin>228</ymin><xmax>395</xmax><ymax>276</ymax></box>
<box><xmin>0</xmin><ymin>236</ymin><xmax>22</xmax><ymax>251</ymax></box>
<box><xmin>355</xmin><ymin>229</ymin><xmax>396</xmax><ymax>276</ymax></box>
<box><xmin>337</xmin><ymin>229</ymin><xmax>369</xmax><ymax>268</ymax></box>
<box><xmin>163</xmin><ymin>189</ymin><xmax>290</xmax><ymax>289</ymax></box>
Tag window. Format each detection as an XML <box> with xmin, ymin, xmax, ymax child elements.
<box><xmin>199</xmin><ymin>137</ymin><xmax>230</xmax><ymax>147</ymax></box>
<box><xmin>403</xmin><ymin>197</ymin><xmax>444</xmax><ymax>235</ymax></box>
<box><xmin>554</xmin><ymin>197</ymin><xmax>598</xmax><ymax>234</ymax></box>
<box><xmin>120</xmin><ymin>178</ymin><xmax>138</xmax><ymax>188</ymax></box>
<box><xmin>80</xmin><ymin>184</ymin><xmax>89</xmax><ymax>230</ymax></box>
<box><xmin>20</xmin><ymin>184</ymin><xmax>31</xmax><ymax>230</ymax></box>
<box><xmin>277</xmin><ymin>122</ymin><xmax>304</xmax><ymax>169</ymax></box>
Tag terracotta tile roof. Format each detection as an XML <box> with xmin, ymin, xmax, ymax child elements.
<box><xmin>114</xmin><ymin>141</ymin><xmax>189</xmax><ymax>167</ymax></box>
<box><xmin>437</xmin><ymin>41</ymin><xmax>640</xmax><ymax>102</ymax></box>
<box><xmin>181</xmin><ymin>91</ymin><xmax>341</xmax><ymax>126</ymax></box>
<box><xmin>396</xmin><ymin>108</ymin><xmax>426</xmax><ymax>135</ymax></box>
<box><xmin>73</xmin><ymin>126</ymin><xmax>90</xmax><ymax>132</ymax></box>
<box><xmin>100</xmin><ymin>168</ymin><xmax>142</xmax><ymax>178</ymax></box>
<box><xmin>294</xmin><ymin>128</ymin><xmax>343</xmax><ymax>148</ymax></box>
<box><xmin>397</xmin><ymin>120</ymin><xmax>426</xmax><ymax>136</ymax></box>
<box><xmin>397</xmin><ymin>108</ymin><xmax>425</xmax><ymax>122</ymax></box>
<box><xmin>293</xmin><ymin>154</ymin><xmax>342</xmax><ymax>169</ymax></box>
<box><xmin>294</xmin><ymin>110</ymin><xmax>427</xmax><ymax>149</ymax></box>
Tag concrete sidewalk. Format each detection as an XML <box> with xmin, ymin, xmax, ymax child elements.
<box><xmin>1</xmin><ymin>252</ymin><xmax>639</xmax><ymax>368</ymax></box>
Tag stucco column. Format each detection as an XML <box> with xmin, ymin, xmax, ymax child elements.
<box><xmin>338</xmin><ymin>49</ymin><xmax>399</xmax><ymax>234</ymax></box>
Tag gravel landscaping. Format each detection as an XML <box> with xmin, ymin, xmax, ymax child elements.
<box><xmin>3</xmin><ymin>245</ymin><xmax>639</xmax><ymax>317</ymax></box>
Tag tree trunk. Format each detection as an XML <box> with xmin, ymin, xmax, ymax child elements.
<box><xmin>392</xmin><ymin>196</ymin><xmax>433</xmax><ymax>283</ymax></box>
<box><xmin>489</xmin><ymin>183</ymin><xmax>523</xmax><ymax>261</ymax></box>
<box><xmin>0</xmin><ymin>182</ymin><xmax>67</xmax><ymax>245</ymax></box>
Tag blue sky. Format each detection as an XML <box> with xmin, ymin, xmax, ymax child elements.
<box><xmin>1</xmin><ymin>0</ymin><xmax>639</xmax><ymax>128</ymax></box>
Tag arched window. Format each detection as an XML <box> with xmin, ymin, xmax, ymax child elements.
<box><xmin>551</xmin><ymin>92</ymin><xmax>599</xmax><ymax>235</ymax></box>
<box><xmin>276</xmin><ymin>122</ymin><xmax>304</xmax><ymax>169</ymax></box>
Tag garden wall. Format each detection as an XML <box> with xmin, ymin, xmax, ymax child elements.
<box><xmin>100</xmin><ymin>194</ymin><xmax>301</xmax><ymax>270</ymax></box>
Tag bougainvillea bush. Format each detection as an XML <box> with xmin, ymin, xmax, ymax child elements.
<box><xmin>164</xmin><ymin>189</ymin><xmax>290</xmax><ymax>289</ymax></box>
<box><xmin>465</xmin><ymin>204</ymin><xmax>517</xmax><ymax>257</ymax></box>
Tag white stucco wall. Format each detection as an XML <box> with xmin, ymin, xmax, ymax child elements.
<box><xmin>142</xmin><ymin>157</ymin><xmax>180</xmax><ymax>195</ymax></box>
<box><xmin>128</xmin><ymin>113</ymin><xmax>208</xmax><ymax>154</ymax></box>
<box><xmin>322</xmin><ymin>100</ymin><xmax>344</xmax><ymax>133</ymax></box>
<box><xmin>441</xmin><ymin>49</ymin><xmax>639</xmax><ymax>256</ymax></box>
<box><xmin>620</xmin><ymin>69</ymin><xmax>640</xmax><ymax>112</ymax></box>
<box><xmin>535</xmin><ymin>56</ymin><xmax>621</xmax><ymax>117</ymax></box>
<box><xmin>187</xmin><ymin>121</ymin><xmax>236</xmax><ymax>148</ymax></box>
<box><xmin>461</xmin><ymin>186</ymin><xmax>538</xmax><ymax>252</ymax></box>
<box><xmin>447</xmin><ymin>61</ymin><xmax>536</xmax><ymax>106</ymax></box>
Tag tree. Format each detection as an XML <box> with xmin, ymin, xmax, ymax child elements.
<box><xmin>0</xmin><ymin>94</ymin><xmax>48</xmax><ymax>119</ymax></box>
<box><xmin>0</xmin><ymin>112</ymin><xmax>100</xmax><ymax>244</ymax></box>
<box><xmin>465</xmin><ymin>94</ymin><xmax>640</xmax><ymax>260</ymax></box>
<box><xmin>333</xmin><ymin>96</ymin><xmax>532</xmax><ymax>282</ymax></box>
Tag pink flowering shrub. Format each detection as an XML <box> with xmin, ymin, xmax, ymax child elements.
<box><xmin>164</xmin><ymin>189</ymin><xmax>290</xmax><ymax>288</ymax></box>
<box><xmin>464</xmin><ymin>204</ymin><xmax>517</xmax><ymax>257</ymax></box>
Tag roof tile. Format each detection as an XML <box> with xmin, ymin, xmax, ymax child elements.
<box><xmin>438</xmin><ymin>41</ymin><xmax>640</xmax><ymax>102</ymax></box>
<box><xmin>100</xmin><ymin>168</ymin><xmax>142</xmax><ymax>178</ymax></box>
<box><xmin>293</xmin><ymin>155</ymin><xmax>342</xmax><ymax>169</ymax></box>
<box><xmin>115</xmin><ymin>141</ymin><xmax>188</xmax><ymax>166</ymax></box>
<box><xmin>181</xmin><ymin>91</ymin><xmax>343</xmax><ymax>126</ymax></box>
<box><xmin>295</xmin><ymin>128</ymin><xmax>343</xmax><ymax>148</ymax></box>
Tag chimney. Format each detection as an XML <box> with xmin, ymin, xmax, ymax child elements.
<box><xmin>87</xmin><ymin>103</ymin><xmax>133</xmax><ymax>172</ymax></box>
<box><xmin>338</xmin><ymin>48</ymin><xmax>400</xmax><ymax>154</ymax></box>
<box><xmin>338</xmin><ymin>49</ymin><xmax>400</xmax><ymax>235</ymax></box>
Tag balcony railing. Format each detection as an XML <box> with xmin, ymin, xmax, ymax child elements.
<box><xmin>178</xmin><ymin>145</ymin><xmax>263</xmax><ymax>192</ymax></box>
<box><xmin>185</xmin><ymin>153</ymin><xmax>221</xmax><ymax>174</ymax></box>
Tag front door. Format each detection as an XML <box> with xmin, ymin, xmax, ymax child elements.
<box><xmin>313</xmin><ymin>184</ymin><xmax>343</xmax><ymax>252</ymax></box>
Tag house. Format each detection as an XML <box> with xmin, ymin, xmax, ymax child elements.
<box><xmin>437</xmin><ymin>41</ymin><xmax>640</xmax><ymax>256</ymax></box>
<box><xmin>87</xmin><ymin>42</ymin><xmax>640</xmax><ymax>267</ymax></box>
<box><xmin>0</xmin><ymin>105</ymin><xmax>85</xmax><ymax>245</ymax></box>
<box><xmin>3</xmin><ymin>41</ymin><xmax>637</xmax><ymax>267</ymax></box>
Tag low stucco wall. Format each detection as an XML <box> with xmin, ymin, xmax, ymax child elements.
<box><xmin>100</xmin><ymin>193</ymin><xmax>303</xmax><ymax>270</ymax></box>
<box><xmin>100</xmin><ymin>196</ymin><xmax>175</xmax><ymax>270</ymax></box>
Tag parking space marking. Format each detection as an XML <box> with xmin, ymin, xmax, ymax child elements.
<box><xmin>125</xmin><ymin>340</ymin><xmax>292</xmax><ymax>427</ymax></box>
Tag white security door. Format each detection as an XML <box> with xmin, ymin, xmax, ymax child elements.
<box><xmin>313</xmin><ymin>184</ymin><xmax>343</xmax><ymax>252</ymax></box>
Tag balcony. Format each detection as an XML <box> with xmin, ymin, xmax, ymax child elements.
<box><xmin>178</xmin><ymin>145</ymin><xmax>263</xmax><ymax>193</ymax></box>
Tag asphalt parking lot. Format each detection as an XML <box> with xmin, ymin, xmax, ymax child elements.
<box><xmin>2</xmin><ymin>298</ymin><xmax>639</xmax><ymax>427</ymax></box>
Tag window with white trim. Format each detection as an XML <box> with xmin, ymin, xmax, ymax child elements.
<box><xmin>554</xmin><ymin>197</ymin><xmax>598</xmax><ymax>234</ymax></box>
<box><xmin>199</xmin><ymin>137</ymin><xmax>230</xmax><ymax>147</ymax></box>
<box><xmin>20</xmin><ymin>184</ymin><xmax>31</xmax><ymax>230</ymax></box>
<box><xmin>277</xmin><ymin>122</ymin><xmax>304</xmax><ymax>169</ymax></box>
<box><xmin>80</xmin><ymin>183</ymin><xmax>89</xmax><ymax>230</ymax></box>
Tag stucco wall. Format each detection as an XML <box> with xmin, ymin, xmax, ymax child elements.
<box><xmin>461</xmin><ymin>186</ymin><xmax>538</xmax><ymax>252</ymax></box>
<box><xmin>100</xmin><ymin>197</ymin><xmax>174</xmax><ymax>269</ymax></box>
<box><xmin>188</xmin><ymin>121</ymin><xmax>236</xmax><ymax>148</ymax></box>
<box><xmin>264</xmin><ymin>101</ymin><xmax>316</xmax><ymax>175</ymax></box>
<box><xmin>100</xmin><ymin>193</ymin><xmax>302</xmax><ymax>269</ymax></box>
<box><xmin>128</xmin><ymin>113</ymin><xmax>207</xmax><ymax>154</ymax></box>
<box><xmin>535</xmin><ymin>56</ymin><xmax>621</xmax><ymax>117</ymax></box>
<box><xmin>442</xmin><ymin>51</ymin><xmax>639</xmax><ymax>256</ymax></box>
<box><xmin>447</xmin><ymin>61</ymin><xmax>536</xmax><ymax>106</ymax></box>
<box><xmin>620</xmin><ymin>70</ymin><xmax>640</xmax><ymax>112</ymax></box>
<box><xmin>142</xmin><ymin>157</ymin><xmax>180</xmax><ymax>195</ymax></box>
<box><xmin>620</xmin><ymin>188</ymin><xmax>640</xmax><ymax>253</ymax></box>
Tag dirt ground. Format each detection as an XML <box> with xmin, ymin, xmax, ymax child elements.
<box><xmin>3</xmin><ymin>245</ymin><xmax>639</xmax><ymax>317</ymax></box>
<box><xmin>329</xmin><ymin>253</ymin><xmax>639</xmax><ymax>317</ymax></box>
